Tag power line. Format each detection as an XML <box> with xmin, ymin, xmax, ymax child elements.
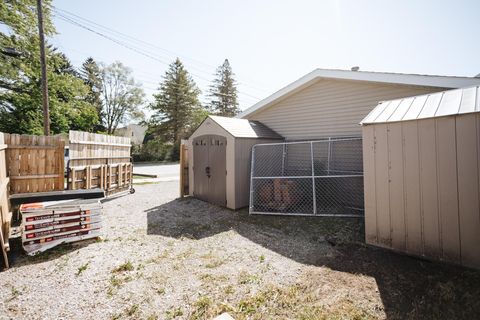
<box><xmin>52</xmin><ymin>6</ymin><xmax>269</xmax><ymax>96</ymax></box>
<box><xmin>53</xmin><ymin>6</ymin><xmax>217</xmax><ymax>73</ymax></box>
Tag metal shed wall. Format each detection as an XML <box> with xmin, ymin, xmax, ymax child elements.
<box><xmin>363</xmin><ymin>113</ymin><xmax>480</xmax><ymax>269</ymax></box>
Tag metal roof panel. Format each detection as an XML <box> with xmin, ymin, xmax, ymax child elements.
<box><xmin>375</xmin><ymin>99</ymin><xmax>402</xmax><ymax>123</ymax></box>
<box><xmin>436</xmin><ymin>89</ymin><xmax>463</xmax><ymax>117</ymax></box>
<box><xmin>361</xmin><ymin>86</ymin><xmax>479</xmax><ymax>125</ymax></box>
<box><xmin>418</xmin><ymin>92</ymin><xmax>444</xmax><ymax>119</ymax></box>
<box><xmin>458</xmin><ymin>87</ymin><xmax>477</xmax><ymax>114</ymax></box>
<box><xmin>389</xmin><ymin>97</ymin><xmax>415</xmax><ymax>122</ymax></box>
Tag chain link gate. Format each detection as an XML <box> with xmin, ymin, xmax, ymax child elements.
<box><xmin>249</xmin><ymin>137</ymin><xmax>364</xmax><ymax>217</ymax></box>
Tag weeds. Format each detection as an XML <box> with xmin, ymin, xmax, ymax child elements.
<box><xmin>190</xmin><ymin>295</ymin><xmax>212</xmax><ymax>319</ymax></box>
<box><xmin>76</xmin><ymin>262</ymin><xmax>89</xmax><ymax>276</ymax></box>
<box><xmin>112</xmin><ymin>261</ymin><xmax>134</xmax><ymax>273</ymax></box>
<box><xmin>126</xmin><ymin>304</ymin><xmax>139</xmax><ymax>316</ymax></box>
<box><xmin>8</xmin><ymin>286</ymin><xmax>21</xmax><ymax>302</ymax></box>
<box><xmin>165</xmin><ymin>307</ymin><xmax>183</xmax><ymax>319</ymax></box>
<box><xmin>238</xmin><ymin>271</ymin><xmax>262</xmax><ymax>285</ymax></box>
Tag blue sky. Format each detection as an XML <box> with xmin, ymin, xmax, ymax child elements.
<box><xmin>51</xmin><ymin>0</ymin><xmax>480</xmax><ymax>113</ymax></box>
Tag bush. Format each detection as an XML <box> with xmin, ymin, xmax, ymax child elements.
<box><xmin>132</xmin><ymin>139</ymin><xmax>174</xmax><ymax>162</ymax></box>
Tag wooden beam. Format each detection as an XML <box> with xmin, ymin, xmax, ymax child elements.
<box><xmin>10</xmin><ymin>174</ymin><xmax>60</xmax><ymax>180</ymax></box>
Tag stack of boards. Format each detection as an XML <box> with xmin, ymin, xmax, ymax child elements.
<box><xmin>20</xmin><ymin>199</ymin><xmax>103</xmax><ymax>255</ymax></box>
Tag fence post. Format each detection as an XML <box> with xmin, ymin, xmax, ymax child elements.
<box><xmin>310</xmin><ymin>141</ymin><xmax>316</xmax><ymax>215</ymax></box>
<box><xmin>179</xmin><ymin>143</ymin><xmax>185</xmax><ymax>198</ymax></box>
<box><xmin>327</xmin><ymin>137</ymin><xmax>332</xmax><ymax>175</ymax></box>
<box><xmin>249</xmin><ymin>145</ymin><xmax>256</xmax><ymax>214</ymax></box>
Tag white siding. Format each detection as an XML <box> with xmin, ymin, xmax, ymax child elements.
<box><xmin>246</xmin><ymin>79</ymin><xmax>447</xmax><ymax>140</ymax></box>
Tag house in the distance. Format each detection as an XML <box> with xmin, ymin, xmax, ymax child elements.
<box><xmin>115</xmin><ymin>124</ymin><xmax>147</xmax><ymax>145</ymax></box>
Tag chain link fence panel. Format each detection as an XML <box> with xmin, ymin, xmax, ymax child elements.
<box><xmin>250</xmin><ymin>138</ymin><xmax>364</xmax><ymax>217</ymax></box>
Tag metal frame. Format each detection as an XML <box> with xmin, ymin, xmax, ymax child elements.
<box><xmin>249</xmin><ymin>137</ymin><xmax>364</xmax><ymax>217</ymax></box>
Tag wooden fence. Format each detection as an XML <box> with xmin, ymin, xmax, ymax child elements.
<box><xmin>4</xmin><ymin>134</ymin><xmax>65</xmax><ymax>194</ymax></box>
<box><xmin>179</xmin><ymin>142</ymin><xmax>189</xmax><ymax>197</ymax></box>
<box><xmin>67</xmin><ymin>131</ymin><xmax>132</xmax><ymax>195</ymax></box>
<box><xmin>0</xmin><ymin>133</ymin><xmax>10</xmax><ymax>268</ymax></box>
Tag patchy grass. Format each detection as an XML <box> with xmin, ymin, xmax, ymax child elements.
<box><xmin>7</xmin><ymin>286</ymin><xmax>21</xmax><ymax>302</ymax></box>
<box><xmin>126</xmin><ymin>304</ymin><xmax>139</xmax><ymax>316</ymax></box>
<box><xmin>237</xmin><ymin>271</ymin><xmax>262</xmax><ymax>285</ymax></box>
<box><xmin>190</xmin><ymin>295</ymin><xmax>213</xmax><ymax>320</ymax></box>
<box><xmin>165</xmin><ymin>307</ymin><xmax>183</xmax><ymax>319</ymax></box>
<box><xmin>112</xmin><ymin>261</ymin><xmax>134</xmax><ymax>273</ymax></box>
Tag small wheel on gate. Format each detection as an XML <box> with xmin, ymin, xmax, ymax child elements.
<box><xmin>130</xmin><ymin>188</ymin><xmax>136</xmax><ymax>194</ymax></box>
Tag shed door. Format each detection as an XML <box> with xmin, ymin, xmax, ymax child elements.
<box><xmin>193</xmin><ymin>135</ymin><xmax>227</xmax><ymax>206</ymax></box>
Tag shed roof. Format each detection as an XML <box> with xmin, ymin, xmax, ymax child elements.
<box><xmin>238</xmin><ymin>68</ymin><xmax>480</xmax><ymax>119</ymax></box>
<box><xmin>361</xmin><ymin>86</ymin><xmax>480</xmax><ymax>125</ymax></box>
<box><xmin>209</xmin><ymin>115</ymin><xmax>283</xmax><ymax>139</ymax></box>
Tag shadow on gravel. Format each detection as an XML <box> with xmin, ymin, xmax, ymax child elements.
<box><xmin>146</xmin><ymin>197</ymin><xmax>480</xmax><ymax>320</ymax></box>
<box><xmin>4</xmin><ymin>237</ymin><xmax>96</xmax><ymax>269</ymax></box>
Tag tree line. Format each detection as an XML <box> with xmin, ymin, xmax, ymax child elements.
<box><xmin>1</xmin><ymin>0</ymin><xmax>241</xmax><ymax>161</ymax></box>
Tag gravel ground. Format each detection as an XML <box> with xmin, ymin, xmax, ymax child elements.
<box><xmin>1</xmin><ymin>181</ymin><xmax>479</xmax><ymax>320</ymax></box>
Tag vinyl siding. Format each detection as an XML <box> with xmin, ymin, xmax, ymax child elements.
<box><xmin>246</xmin><ymin>79</ymin><xmax>447</xmax><ymax>140</ymax></box>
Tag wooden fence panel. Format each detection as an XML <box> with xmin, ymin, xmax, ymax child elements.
<box><xmin>0</xmin><ymin>133</ymin><xmax>10</xmax><ymax>268</ymax></box>
<box><xmin>67</xmin><ymin>131</ymin><xmax>132</xmax><ymax>196</ymax></box>
<box><xmin>4</xmin><ymin>134</ymin><xmax>64</xmax><ymax>194</ymax></box>
<box><xmin>179</xmin><ymin>142</ymin><xmax>189</xmax><ymax>197</ymax></box>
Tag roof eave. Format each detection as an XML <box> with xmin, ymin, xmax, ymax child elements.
<box><xmin>238</xmin><ymin>68</ymin><xmax>480</xmax><ymax>119</ymax></box>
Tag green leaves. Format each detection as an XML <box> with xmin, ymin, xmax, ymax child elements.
<box><xmin>100</xmin><ymin>61</ymin><xmax>145</xmax><ymax>134</ymax></box>
<box><xmin>0</xmin><ymin>0</ymin><xmax>100</xmax><ymax>134</ymax></box>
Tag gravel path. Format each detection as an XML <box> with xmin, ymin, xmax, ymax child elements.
<box><xmin>1</xmin><ymin>181</ymin><xmax>479</xmax><ymax>320</ymax></box>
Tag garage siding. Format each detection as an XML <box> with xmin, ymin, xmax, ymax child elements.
<box><xmin>245</xmin><ymin>79</ymin><xmax>447</xmax><ymax>140</ymax></box>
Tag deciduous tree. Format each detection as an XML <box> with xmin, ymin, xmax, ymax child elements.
<box><xmin>100</xmin><ymin>61</ymin><xmax>145</xmax><ymax>134</ymax></box>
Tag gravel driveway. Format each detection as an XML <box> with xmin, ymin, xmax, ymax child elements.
<box><xmin>1</xmin><ymin>181</ymin><xmax>479</xmax><ymax>320</ymax></box>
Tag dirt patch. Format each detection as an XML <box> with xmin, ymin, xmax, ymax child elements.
<box><xmin>1</xmin><ymin>181</ymin><xmax>479</xmax><ymax>319</ymax></box>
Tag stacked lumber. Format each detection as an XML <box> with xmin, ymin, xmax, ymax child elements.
<box><xmin>20</xmin><ymin>199</ymin><xmax>102</xmax><ymax>255</ymax></box>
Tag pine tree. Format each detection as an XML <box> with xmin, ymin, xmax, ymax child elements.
<box><xmin>80</xmin><ymin>57</ymin><xmax>104</xmax><ymax>131</ymax></box>
<box><xmin>208</xmin><ymin>59</ymin><xmax>239</xmax><ymax>117</ymax></box>
<box><xmin>150</xmin><ymin>58</ymin><xmax>203</xmax><ymax>160</ymax></box>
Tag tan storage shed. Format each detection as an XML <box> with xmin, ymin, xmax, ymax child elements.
<box><xmin>361</xmin><ymin>86</ymin><xmax>480</xmax><ymax>269</ymax></box>
<box><xmin>188</xmin><ymin>115</ymin><xmax>283</xmax><ymax>209</ymax></box>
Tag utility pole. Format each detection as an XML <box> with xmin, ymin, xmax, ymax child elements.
<box><xmin>36</xmin><ymin>0</ymin><xmax>50</xmax><ymax>135</ymax></box>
